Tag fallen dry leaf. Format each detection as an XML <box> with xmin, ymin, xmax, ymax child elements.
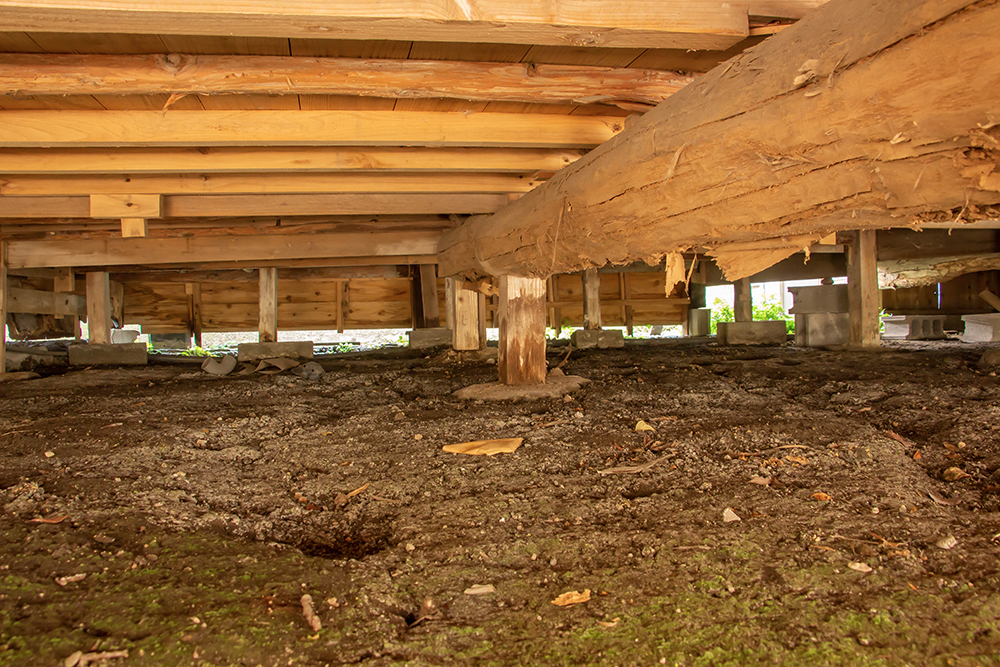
<box><xmin>723</xmin><ymin>508</ymin><xmax>741</xmax><ymax>523</ymax></box>
<box><xmin>597</xmin><ymin>617</ymin><xmax>621</xmax><ymax>628</ymax></box>
<box><xmin>464</xmin><ymin>584</ymin><xmax>496</xmax><ymax>596</ymax></box>
<box><xmin>345</xmin><ymin>482</ymin><xmax>370</xmax><ymax>499</ymax></box>
<box><xmin>927</xmin><ymin>489</ymin><xmax>959</xmax><ymax>506</ymax></box>
<box><xmin>28</xmin><ymin>515</ymin><xmax>68</xmax><ymax>524</ymax></box>
<box><xmin>848</xmin><ymin>562</ymin><xmax>873</xmax><ymax>573</ymax></box>
<box><xmin>885</xmin><ymin>431</ymin><xmax>914</xmax><ymax>446</ymax></box>
<box><xmin>443</xmin><ymin>438</ymin><xmax>523</xmax><ymax>456</ymax></box>
<box><xmin>551</xmin><ymin>589</ymin><xmax>591</xmax><ymax>606</ymax></box>
<box><xmin>943</xmin><ymin>467</ymin><xmax>970</xmax><ymax>482</ymax></box>
<box><xmin>785</xmin><ymin>455</ymin><xmax>809</xmax><ymax>465</ymax></box>
<box><xmin>635</xmin><ymin>420</ymin><xmax>654</xmax><ymax>432</ymax></box>
<box><xmin>812</xmin><ymin>492</ymin><xmax>832</xmax><ymax>502</ymax></box>
<box><xmin>913</xmin><ymin>450</ymin><xmax>922</xmax><ymax>460</ymax></box>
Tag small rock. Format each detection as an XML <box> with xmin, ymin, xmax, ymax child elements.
<box><xmin>44</xmin><ymin>451</ymin><xmax>55</xmax><ymax>458</ymax></box>
<box><xmin>723</xmin><ymin>508</ymin><xmax>741</xmax><ymax>523</ymax></box>
<box><xmin>573</xmin><ymin>412</ymin><xmax>584</xmax><ymax>420</ymax></box>
<box><xmin>405</xmin><ymin>543</ymin><xmax>416</xmax><ymax>552</ymax></box>
<box><xmin>936</xmin><ymin>535</ymin><xmax>958</xmax><ymax>550</ymax></box>
<box><xmin>847</xmin><ymin>562</ymin><xmax>873</xmax><ymax>573</ymax></box>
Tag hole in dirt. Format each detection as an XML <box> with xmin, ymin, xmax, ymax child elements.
<box><xmin>295</xmin><ymin>522</ymin><xmax>394</xmax><ymax>560</ymax></box>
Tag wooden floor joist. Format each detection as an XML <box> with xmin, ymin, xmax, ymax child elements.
<box><xmin>0</xmin><ymin>54</ymin><xmax>694</xmax><ymax>110</ymax></box>
<box><xmin>0</xmin><ymin>110</ymin><xmax>624</xmax><ymax>149</ymax></box>
<box><xmin>437</xmin><ymin>0</ymin><xmax>1000</xmax><ymax>281</ymax></box>
<box><xmin>0</xmin><ymin>0</ymin><xmax>752</xmax><ymax>50</ymax></box>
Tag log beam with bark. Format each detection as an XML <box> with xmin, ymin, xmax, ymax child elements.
<box><xmin>437</xmin><ymin>0</ymin><xmax>1000</xmax><ymax>282</ymax></box>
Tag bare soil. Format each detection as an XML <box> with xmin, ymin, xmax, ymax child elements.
<box><xmin>2</xmin><ymin>340</ymin><xmax>1000</xmax><ymax>666</ymax></box>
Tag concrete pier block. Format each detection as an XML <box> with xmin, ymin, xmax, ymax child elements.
<box><xmin>69</xmin><ymin>343</ymin><xmax>147</xmax><ymax>366</ymax></box>
<box><xmin>717</xmin><ymin>321</ymin><xmax>788</xmax><ymax>345</ymax></box>
<box><xmin>794</xmin><ymin>312</ymin><xmax>850</xmax><ymax>347</ymax></box>
<box><xmin>788</xmin><ymin>285</ymin><xmax>849</xmax><ymax>314</ymax></box>
<box><xmin>570</xmin><ymin>329</ymin><xmax>625</xmax><ymax>349</ymax></box>
<box><xmin>882</xmin><ymin>315</ymin><xmax>946</xmax><ymax>341</ymax></box>
<box><xmin>407</xmin><ymin>327</ymin><xmax>452</xmax><ymax>349</ymax></box>
<box><xmin>962</xmin><ymin>314</ymin><xmax>1000</xmax><ymax>343</ymax></box>
<box><xmin>688</xmin><ymin>308</ymin><xmax>711</xmax><ymax>337</ymax></box>
<box><xmin>237</xmin><ymin>341</ymin><xmax>313</xmax><ymax>362</ymax></box>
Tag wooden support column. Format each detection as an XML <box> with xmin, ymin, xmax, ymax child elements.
<box><xmin>258</xmin><ymin>267</ymin><xmax>278</xmax><ymax>343</ymax></box>
<box><xmin>477</xmin><ymin>292</ymin><xmax>488</xmax><ymax>350</ymax></box>
<box><xmin>848</xmin><ymin>229</ymin><xmax>881</xmax><ymax>347</ymax></box>
<box><xmin>54</xmin><ymin>267</ymin><xmax>80</xmax><ymax>338</ymax></box>
<box><xmin>733</xmin><ymin>278</ymin><xmax>752</xmax><ymax>322</ymax></box>
<box><xmin>498</xmin><ymin>276</ymin><xmax>547</xmax><ymax>386</ymax></box>
<box><xmin>0</xmin><ymin>241</ymin><xmax>6</xmax><ymax>374</ymax></box>
<box><xmin>85</xmin><ymin>271</ymin><xmax>112</xmax><ymax>344</ymax></box>
<box><xmin>186</xmin><ymin>282</ymin><xmax>202</xmax><ymax>348</ymax></box>
<box><xmin>444</xmin><ymin>277</ymin><xmax>457</xmax><ymax>333</ymax></box>
<box><xmin>451</xmin><ymin>280</ymin><xmax>481</xmax><ymax>351</ymax></box>
<box><xmin>418</xmin><ymin>264</ymin><xmax>440</xmax><ymax>328</ymax></box>
<box><xmin>582</xmin><ymin>268</ymin><xmax>602</xmax><ymax>330</ymax></box>
<box><xmin>336</xmin><ymin>281</ymin><xmax>349</xmax><ymax>334</ymax></box>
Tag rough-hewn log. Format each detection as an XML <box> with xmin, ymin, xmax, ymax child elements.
<box><xmin>498</xmin><ymin>276</ymin><xmax>547</xmax><ymax>386</ymax></box>
<box><xmin>847</xmin><ymin>230</ymin><xmax>880</xmax><ymax>346</ymax></box>
<box><xmin>8</xmin><ymin>287</ymin><xmax>85</xmax><ymax>316</ymax></box>
<box><xmin>0</xmin><ymin>53</ymin><xmax>694</xmax><ymax>110</ymax></box>
<box><xmin>0</xmin><ymin>0</ymin><xmax>750</xmax><ymax>50</ymax></box>
<box><xmin>879</xmin><ymin>254</ymin><xmax>1000</xmax><ymax>289</ymax></box>
<box><xmin>0</xmin><ymin>110</ymin><xmax>623</xmax><ymax>149</ymax></box>
<box><xmin>437</xmin><ymin>0</ymin><xmax>1000</xmax><ymax>282</ymax></box>
<box><xmin>85</xmin><ymin>271</ymin><xmax>112</xmax><ymax>344</ymax></box>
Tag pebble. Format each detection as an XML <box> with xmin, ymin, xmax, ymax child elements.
<box><xmin>936</xmin><ymin>535</ymin><xmax>958</xmax><ymax>550</ymax></box>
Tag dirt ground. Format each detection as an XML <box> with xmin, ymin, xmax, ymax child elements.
<box><xmin>2</xmin><ymin>339</ymin><xmax>1000</xmax><ymax>666</ymax></box>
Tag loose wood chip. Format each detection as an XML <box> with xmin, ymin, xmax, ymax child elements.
<box><xmin>551</xmin><ymin>589</ymin><xmax>591</xmax><ymax>607</ymax></box>
<box><xmin>812</xmin><ymin>492</ymin><xmax>832</xmax><ymax>501</ymax></box>
<box><xmin>345</xmin><ymin>482</ymin><xmax>370</xmax><ymax>499</ymax></box>
<box><xmin>464</xmin><ymin>584</ymin><xmax>496</xmax><ymax>595</ymax></box>
<box><xmin>29</xmin><ymin>515</ymin><xmax>68</xmax><ymax>524</ymax></box>
<box><xmin>848</xmin><ymin>562</ymin><xmax>873</xmax><ymax>573</ymax></box>
<box><xmin>634</xmin><ymin>420</ymin><xmax>654</xmax><ymax>432</ymax></box>
<box><xmin>443</xmin><ymin>438</ymin><xmax>523</xmax><ymax>456</ymax></box>
<box><xmin>748</xmin><ymin>476</ymin><xmax>772</xmax><ymax>486</ymax></box>
<box><xmin>301</xmin><ymin>594</ymin><xmax>322</xmax><ymax>632</ymax></box>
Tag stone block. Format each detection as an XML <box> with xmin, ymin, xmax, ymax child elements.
<box><xmin>570</xmin><ymin>329</ymin><xmax>625</xmax><ymax>349</ymax></box>
<box><xmin>788</xmin><ymin>285</ymin><xmax>849</xmax><ymax>314</ymax></box>
<box><xmin>407</xmin><ymin>327</ymin><xmax>452</xmax><ymax>349</ymax></box>
<box><xmin>69</xmin><ymin>343</ymin><xmax>147</xmax><ymax>366</ymax></box>
<box><xmin>111</xmin><ymin>329</ymin><xmax>140</xmax><ymax>344</ymax></box>
<box><xmin>794</xmin><ymin>312</ymin><xmax>850</xmax><ymax>347</ymax></box>
<box><xmin>882</xmin><ymin>315</ymin><xmax>946</xmax><ymax>340</ymax></box>
<box><xmin>237</xmin><ymin>341</ymin><xmax>313</xmax><ymax>362</ymax></box>
<box><xmin>688</xmin><ymin>308</ymin><xmax>711</xmax><ymax>337</ymax></box>
<box><xmin>149</xmin><ymin>333</ymin><xmax>190</xmax><ymax>350</ymax></box>
<box><xmin>716</xmin><ymin>321</ymin><xmax>788</xmax><ymax>345</ymax></box>
<box><xmin>962</xmin><ymin>314</ymin><xmax>1000</xmax><ymax>343</ymax></box>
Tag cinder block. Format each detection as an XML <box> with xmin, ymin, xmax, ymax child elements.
<box><xmin>570</xmin><ymin>329</ymin><xmax>625</xmax><ymax>349</ymax></box>
<box><xmin>149</xmin><ymin>333</ymin><xmax>190</xmax><ymax>350</ymax></box>
<box><xmin>237</xmin><ymin>341</ymin><xmax>314</xmax><ymax>362</ymax></box>
<box><xmin>69</xmin><ymin>343</ymin><xmax>147</xmax><ymax>366</ymax></box>
<box><xmin>795</xmin><ymin>312</ymin><xmax>850</xmax><ymax>347</ymax></box>
<box><xmin>882</xmin><ymin>315</ymin><xmax>946</xmax><ymax>340</ymax></box>
<box><xmin>407</xmin><ymin>327</ymin><xmax>452</xmax><ymax>349</ymax></box>
<box><xmin>717</xmin><ymin>321</ymin><xmax>788</xmax><ymax>345</ymax></box>
<box><xmin>962</xmin><ymin>314</ymin><xmax>1000</xmax><ymax>343</ymax></box>
<box><xmin>688</xmin><ymin>308</ymin><xmax>711</xmax><ymax>337</ymax></box>
<box><xmin>788</xmin><ymin>285</ymin><xmax>849</xmax><ymax>314</ymax></box>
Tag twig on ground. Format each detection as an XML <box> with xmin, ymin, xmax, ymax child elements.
<box><xmin>599</xmin><ymin>454</ymin><xmax>673</xmax><ymax>476</ymax></box>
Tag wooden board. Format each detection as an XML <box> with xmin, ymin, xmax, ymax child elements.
<box><xmin>8</xmin><ymin>286</ymin><xmax>85</xmax><ymax>315</ymax></box>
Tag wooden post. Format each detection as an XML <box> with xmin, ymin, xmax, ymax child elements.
<box><xmin>444</xmin><ymin>277</ymin><xmax>457</xmax><ymax>333</ymax></box>
<box><xmin>848</xmin><ymin>229</ymin><xmax>881</xmax><ymax>347</ymax></box>
<box><xmin>186</xmin><ymin>282</ymin><xmax>202</xmax><ymax>348</ymax></box>
<box><xmin>418</xmin><ymin>264</ymin><xmax>440</xmax><ymax>328</ymax></box>
<box><xmin>258</xmin><ymin>267</ymin><xmax>278</xmax><ymax>343</ymax></box>
<box><xmin>582</xmin><ymin>267</ymin><xmax>602</xmax><ymax>330</ymax></box>
<box><xmin>85</xmin><ymin>271</ymin><xmax>112</xmax><ymax>344</ymax></box>
<box><xmin>477</xmin><ymin>291</ymin><xmax>488</xmax><ymax>350</ymax></box>
<box><xmin>0</xmin><ymin>241</ymin><xmax>6</xmax><ymax>374</ymax></box>
<box><xmin>734</xmin><ymin>277</ymin><xmax>752</xmax><ymax>322</ymax></box>
<box><xmin>335</xmin><ymin>280</ymin><xmax>349</xmax><ymax>334</ymax></box>
<box><xmin>498</xmin><ymin>275</ymin><xmax>547</xmax><ymax>386</ymax></box>
<box><xmin>452</xmin><ymin>280</ymin><xmax>481</xmax><ymax>351</ymax></box>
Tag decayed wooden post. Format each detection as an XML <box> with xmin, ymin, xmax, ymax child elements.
<box><xmin>258</xmin><ymin>267</ymin><xmax>278</xmax><ymax>343</ymax></box>
<box><xmin>85</xmin><ymin>271</ymin><xmax>112</xmax><ymax>344</ymax></box>
<box><xmin>733</xmin><ymin>277</ymin><xmax>752</xmax><ymax>322</ymax></box>
<box><xmin>848</xmin><ymin>230</ymin><xmax>880</xmax><ymax>346</ymax></box>
<box><xmin>0</xmin><ymin>241</ymin><xmax>7</xmax><ymax>374</ymax></box>
<box><xmin>498</xmin><ymin>275</ymin><xmax>547</xmax><ymax>385</ymax></box>
<box><xmin>582</xmin><ymin>267</ymin><xmax>602</xmax><ymax>330</ymax></box>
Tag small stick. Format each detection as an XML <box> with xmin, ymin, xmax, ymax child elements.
<box><xmin>301</xmin><ymin>594</ymin><xmax>322</xmax><ymax>632</ymax></box>
<box><xmin>599</xmin><ymin>454</ymin><xmax>673</xmax><ymax>476</ymax></box>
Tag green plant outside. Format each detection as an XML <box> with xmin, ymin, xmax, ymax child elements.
<box><xmin>710</xmin><ymin>296</ymin><xmax>795</xmax><ymax>335</ymax></box>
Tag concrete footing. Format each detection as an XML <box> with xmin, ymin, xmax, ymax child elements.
<box><xmin>962</xmin><ymin>314</ymin><xmax>1000</xmax><ymax>343</ymax></box>
<box><xmin>407</xmin><ymin>327</ymin><xmax>452</xmax><ymax>349</ymax></box>
<box><xmin>717</xmin><ymin>321</ymin><xmax>788</xmax><ymax>345</ymax></box>
<box><xmin>795</xmin><ymin>313</ymin><xmax>850</xmax><ymax>347</ymax></box>
<box><xmin>688</xmin><ymin>308</ymin><xmax>711</xmax><ymax>337</ymax></box>
<box><xmin>570</xmin><ymin>329</ymin><xmax>625</xmax><ymax>349</ymax></box>
<box><xmin>882</xmin><ymin>315</ymin><xmax>946</xmax><ymax>341</ymax></box>
<box><xmin>237</xmin><ymin>341</ymin><xmax>313</xmax><ymax>362</ymax></box>
<box><xmin>453</xmin><ymin>370</ymin><xmax>589</xmax><ymax>401</ymax></box>
<box><xmin>69</xmin><ymin>343</ymin><xmax>148</xmax><ymax>366</ymax></box>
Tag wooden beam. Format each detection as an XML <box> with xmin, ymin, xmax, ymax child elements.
<box><xmin>418</xmin><ymin>264</ymin><xmax>440</xmax><ymax>329</ymax></box>
<box><xmin>733</xmin><ymin>277</ymin><xmax>752</xmax><ymax>322</ymax></box>
<box><xmin>0</xmin><ymin>147</ymin><xmax>587</xmax><ymax>175</ymax></box>
<box><xmin>451</xmin><ymin>280</ymin><xmax>481</xmax><ymax>351</ymax></box>
<box><xmin>980</xmin><ymin>289</ymin><xmax>1000</xmax><ymax>313</ymax></box>
<box><xmin>0</xmin><ymin>194</ymin><xmax>507</xmax><ymax>219</ymax></box>
<box><xmin>498</xmin><ymin>275</ymin><xmax>546</xmax><ymax>386</ymax></box>
<box><xmin>0</xmin><ymin>111</ymin><xmax>624</xmax><ymax>149</ymax></box>
<box><xmin>0</xmin><ymin>241</ymin><xmax>6</xmax><ymax>374</ymax></box>
<box><xmin>85</xmin><ymin>271</ymin><xmax>111</xmax><ymax>344</ymax></box>
<box><xmin>437</xmin><ymin>0</ymin><xmax>1000</xmax><ymax>281</ymax></box>
<box><xmin>0</xmin><ymin>53</ymin><xmax>695</xmax><ymax>110</ymax></box>
<box><xmin>8</xmin><ymin>287</ymin><xmax>85</xmax><ymax>316</ymax></box>
<box><xmin>258</xmin><ymin>267</ymin><xmax>277</xmax><ymax>343</ymax></box>
<box><xmin>186</xmin><ymin>282</ymin><xmax>202</xmax><ymax>347</ymax></box>
<box><xmin>879</xmin><ymin>254</ymin><xmax>1000</xmax><ymax>289</ymax></box>
<box><xmin>6</xmin><ymin>229</ymin><xmax>442</xmax><ymax>269</ymax></box>
<box><xmin>121</xmin><ymin>218</ymin><xmax>148</xmax><ymax>238</ymax></box>
<box><xmin>847</xmin><ymin>230</ymin><xmax>880</xmax><ymax>347</ymax></box>
<box><xmin>2</xmin><ymin>172</ymin><xmax>544</xmax><ymax>196</ymax></box>
<box><xmin>90</xmin><ymin>193</ymin><xmax>162</xmax><ymax>218</ymax></box>
<box><xmin>582</xmin><ymin>267</ymin><xmax>602</xmax><ymax>330</ymax></box>
<box><xmin>111</xmin><ymin>266</ymin><xmax>408</xmax><ymax>284</ymax></box>
<box><xmin>0</xmin><ymin>1</ymin><xmax>749</xmax><ymax>50</ymax></box>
